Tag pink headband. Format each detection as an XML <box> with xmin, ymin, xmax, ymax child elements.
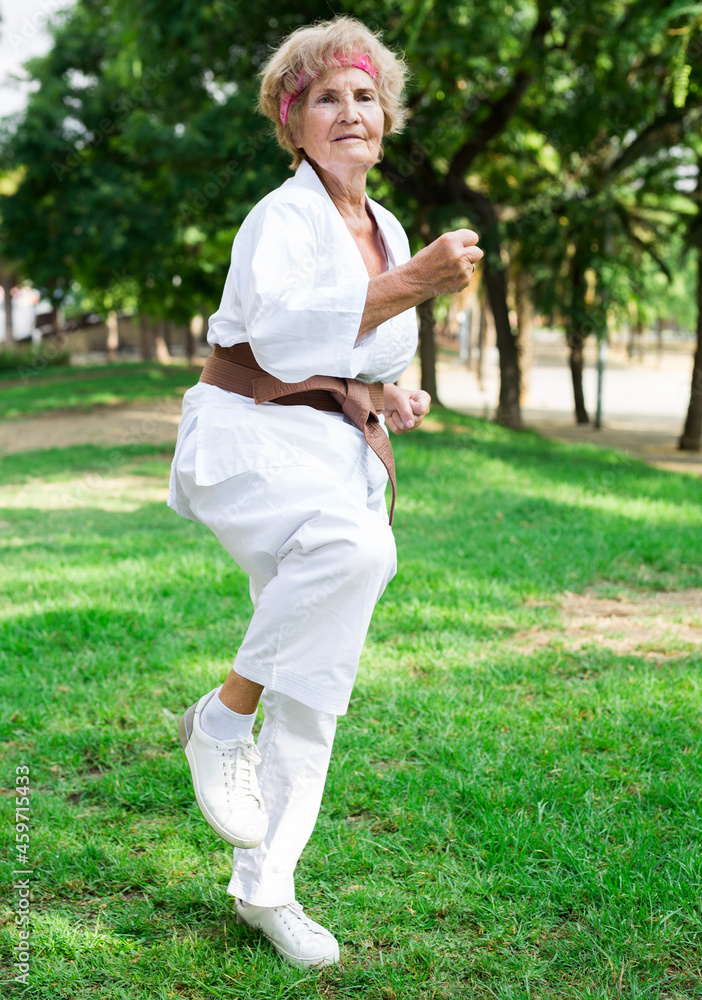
<box><xmin>279</xmin><ymin>54</ymin><xmax>378</xmax><ymax>126</ymax></box>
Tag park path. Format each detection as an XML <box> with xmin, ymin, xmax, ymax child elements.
<box><xmin>400</xmin><ymin>334</ymin><xmax>702</xmax><ymax>478</ymax></box>
<box><xmin>0</xmin><ymin>398</ymin><xmax>184</xmax><ymax>455</ymax></box>
<box><xmin>1</xmin><ymin>336</ymin><xmax>700</xmax><ymax>477</ymax></box>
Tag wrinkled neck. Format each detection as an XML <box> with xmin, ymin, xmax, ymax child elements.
<box><xmin>306</xmin><ymin>158</ymin><xmax>369</xmax><ymax>222</ymax></box>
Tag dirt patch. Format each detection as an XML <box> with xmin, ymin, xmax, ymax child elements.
<box><xmin>0</xmin><ymin>473</ymin><xmax>168</xmax><ymax>513</ymax></box>
<box><xmin>1</xmin><ymin>384</ymin><xmax>701</xmax><ymax>481</ymax></box>
<box><xmin>0</xmin><ymin>399</ymin><xmax>183</xmax><ymax>454</ymax></box>
<box><xmin>516</xmin><ymin>589</ymin><xmax>702</xmax><ymax>660</ymax></box>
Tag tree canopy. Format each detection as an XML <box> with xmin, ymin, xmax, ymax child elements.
<box><xmin>1</xmin><ymin>0</ymin><xmax>700</xmax><ymax>426</ymax></box>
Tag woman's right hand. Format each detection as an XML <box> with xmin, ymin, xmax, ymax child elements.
<box><xmin>358</xmin><ymin>229</ymin><xmax>484</xmax><ymax>339</ymax></box>
<box><xmin>407</xmin><ymin>229</ymin><xmax>484</xmax><ymax>297</ymax></box>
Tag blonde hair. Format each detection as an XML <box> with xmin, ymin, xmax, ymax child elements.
<box><xmin>258</xmin><ymin>16</ymin><xmax>408</xmax><ymax>169</ymax></box>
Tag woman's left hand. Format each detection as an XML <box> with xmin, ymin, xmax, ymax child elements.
<box><xmin>382</xmin><ymin>383</ymin><xmax>431</xmax><ymax>434</ymax></box>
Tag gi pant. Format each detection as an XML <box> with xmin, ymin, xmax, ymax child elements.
<box><xmin>168</xmin><ymin>385</ymin><xmax>397</xmax><ymax>903</ymax></box>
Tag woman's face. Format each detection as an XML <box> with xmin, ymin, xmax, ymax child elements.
<box><xmin>293</xmin><ymin>66</ymin><xmax>385</xmax><ymax>178</ymax></box>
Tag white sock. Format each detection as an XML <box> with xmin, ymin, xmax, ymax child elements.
<box><xmin>201</xmin><ymin>690</ymin><xmax>257</xmax><ymax>741</ymax></box>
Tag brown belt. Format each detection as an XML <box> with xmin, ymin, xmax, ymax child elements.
<box><xmin>199</xmin><ymin>343</ymin><xmax>397</xmax><ymax>524</ymax></box>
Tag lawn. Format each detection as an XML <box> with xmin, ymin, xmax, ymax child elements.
<box><xmin>0</xmin><ymin>361</ymin><xmax>199</xmax><ymax>420</ymax></box>
<box><xmin>1</xmin><ymin>391</ymin><xmax>701</xmax><ymax>998</ymax></box>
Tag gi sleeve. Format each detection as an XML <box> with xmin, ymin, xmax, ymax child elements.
<box><xmin>238</xmin><ymin>198</ymin><xmax>371</xmax><ymax>382</ymax></box>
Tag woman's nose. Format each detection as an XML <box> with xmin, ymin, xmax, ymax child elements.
<box><xmin>337</xmin><ymin>96</ymin><xmax>361</xmax><ymax>122</ymax></box>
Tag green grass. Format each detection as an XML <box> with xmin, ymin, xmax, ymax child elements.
<box><xmin>0</xmin><ymin>362</ymin><xmax>198</xmax><ymax>419</ymax></box>
<box><xmin>1</xmin><ymin>409</ymin><xmax>701</xmax><ymax>999</ymax></box>
<box><xmin>0</xmin><ymin>343</ymin><xmax>71</xmax><ymax>374</ymax></box>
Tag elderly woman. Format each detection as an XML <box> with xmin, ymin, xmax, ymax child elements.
<box><xmin>170</xmin><ymin>15</ymin><xmax>482</xmax><ymax>969</ymax></box>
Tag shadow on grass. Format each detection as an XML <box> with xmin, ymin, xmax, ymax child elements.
<box><xmin>0</xmin><ymin>442</ymin><xmax>175</xmax><ymax>484</ymax></box>
<box><xmin>394</xmin><ymin>409</ymin><xmax>702</xmax><ymax>506</ymax></box>
<box><xmin>0</xmin><ymin>363</ymin><xmax>199</xmax><ymax>420</ymax></box>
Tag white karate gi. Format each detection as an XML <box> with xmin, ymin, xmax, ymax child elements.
<box><xmin>168</xmin><ymin>158</ymin><xmax>418</xmax><ymax>905</ymax></box>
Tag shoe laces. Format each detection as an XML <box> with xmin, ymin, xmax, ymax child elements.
<box><xmin>274</xmin><ymin>901</ymin><xmax>323</xmax><ymax>939</ymax></box>
<box><xmin>217</xmin><ymin>737</ymin><xmax>262</xmax><ymax>801</ymax></box>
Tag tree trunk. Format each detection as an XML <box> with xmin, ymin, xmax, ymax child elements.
<box><xmin>567</xmin><ymin>334</ymin><xmax>589</xmax><ymax>424</ymax></box>
<box><xmin>2</xmin><ymin>273</ymin><xmax>14</xmax><ymax>342</ymax></box>
<box><xmin>514</xmin><ymin>267</ymin><xmax>534</xmax><ymax>404</ymax></box>
<box><xmin>627</xmin><ymin>318</ymin><xmax>643</xmax><ymax>361</ymax></box>
<box><xmin>655</xmin><ymin>317</ymin><xmax>663</xmax><ymax>363</ymax></box>
<box><xmin>567</xmin><ymin>327</ymin><xmax>590</xmax><ymax>424</ymax></box>
<box><xmin>417</xmin><ymin>297</ymin><xmax>439</xmax><ymax>403</ymax></box>
<box><xmin>154</xmin><ymin>321</ymin><xmax>171</xmax><ymax>364</ymax></box>
<box><xmin>139</xmin><ymin>316</ymin><xmax>154</xmax><ymax>360</ymax></box>
<box><xmin>566</xmin><ymin>255</ymin><xmax>590</xmax><ymax>425</ymax></box>
<box><xmin>678</xmin><ymin>245</ymin><xmax>702</xmax><ymax>451</ymax></box>
<box><xmin>464</xmin><ymin>196</ymin><xmax>521</xmax><ymax>427</ymax></box>
<box><xmin>476</xmin><ymin>299</ymin><xmax>487</xmax><ymax>390</ymax></box>
<box><xmin>106</xmin><ymin>310</ymin><xmax>119</xmax><ymax>361</ymax></box>
<box><xmin>185</xmin><ymin>313</ymin><xmax>204</xmax><ymax>363</ymax></box>
<box><xmin>484</xmin><ymin>260</ymin><xmax>521</xmax><ymax>427</ymax></box>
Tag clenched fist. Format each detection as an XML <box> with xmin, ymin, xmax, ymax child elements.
<box><xmin>383</xmin><ymin>384</ymin><xmax>431</xmax><ymax>434</ymax></box>
<box><xmin>358</xmin><ymin>228</ymin><xmax>484</xmax><ymax>338</ymax></box>
<box><xmin>407</xmin><ymin>229</ymin><xmax>483</xmax><ymax>297</ymax></box>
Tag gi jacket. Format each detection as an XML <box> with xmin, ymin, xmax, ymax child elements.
<box><xmin>169</xmin><ymin>159</ymin><xmax>418</xmax><ymax>513</ymax></box>
<box><xmin>208</xmin><ymin>158</ymin><xmax>418</xmax><ymax>383</ymax></box>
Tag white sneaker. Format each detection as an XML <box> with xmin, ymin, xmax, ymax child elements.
<box><xmin>178</xmin><ymin>688</ymin><xmax>268</xmax><ymax>849</ymax></box>
<box><xmin>235</xmin><ymin>898</ymin><xmax>340</xmax><ymax>969</ymax></box>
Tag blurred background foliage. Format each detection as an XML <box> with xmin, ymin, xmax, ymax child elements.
<box><xmin>0</xmin><ymin>0</ymin><xmax>701</xmax><ymax>427</ymax></box>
